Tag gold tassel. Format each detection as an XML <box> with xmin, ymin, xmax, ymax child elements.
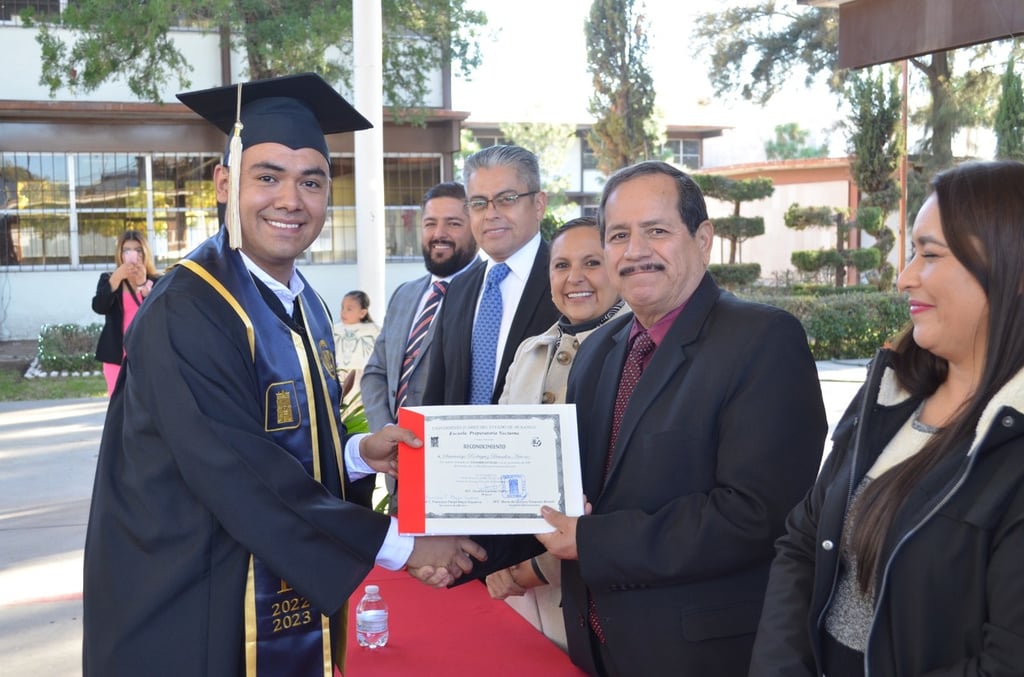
<box><xmin>226</xmin><ymin>82</ymin><xmax>244</xmax><ymax>250</ymax></box>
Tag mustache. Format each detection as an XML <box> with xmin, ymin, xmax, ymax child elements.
<box><xmin>618</xmin><ymin>262</ymin><xmax>665</xmax><ymax>276</ymax></box>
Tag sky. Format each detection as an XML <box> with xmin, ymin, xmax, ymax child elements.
<box><xmin>449</xmin><ymin>0</ymin><xmax>846</xmax><ymax>162</ymax></box>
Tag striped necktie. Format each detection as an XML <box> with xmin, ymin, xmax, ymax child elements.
<box><xmin>396</xmin><ymin>279</ymin><xmax>448</xmax><ymax>408</ymax></box>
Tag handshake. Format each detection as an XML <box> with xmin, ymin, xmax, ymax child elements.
<box><xmin>359</xmin><ymin>424</ymin><xmax>488</xmax><ymax>589</ymax></box>
<box><xmin>405</xmin><ymin>535</ymin><xmax>487</xmax><ymax>589</ymax></box>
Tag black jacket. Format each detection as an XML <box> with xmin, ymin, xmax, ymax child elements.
<box><xmin>92</xmin><ymin>272</ymin><xmax>152</xmax><ymax>364</ymax></box>
<box><xmin>423</xmin><ymin>239</ymin><xmax>559</xmax><ymax>406</ymax></box>
<box><xmin>468</xmin><ymin>275</ymin><xmax>827</xmax><ymax>677</ymax></box>
<box><xmin>750</xmin><ymin>350</ymin><xmax>1024</xmax><ymax>676</ymax></box>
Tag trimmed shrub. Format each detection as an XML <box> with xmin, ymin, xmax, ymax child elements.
<box><xmin>848</xmin><ymin>247</ymin><xmax>881</xmax><ymax>271</ymax></box>
<box><xmin>38</xmin><ymin>323</ymin><xmax>102</xmax><ymax>372</ymax></box>
<box><xmin>743</xmin><ymin>290</ymin><xmax>908</xmax><ymax>359</ymax></box>
<box><xmin>709</xmin><ymin>263</ymin><xmax>761</xmax><ymax>289</ymax></box>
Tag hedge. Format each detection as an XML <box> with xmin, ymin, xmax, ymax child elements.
<box><xmin>742</xmin><ymin>290</ymin><xmax>908</xmax><ymax>360</ymax></box>
<box><xmin>38</xmin><ymin>323</ymin><xmax>103</xmax><ymax>373</ymax></box>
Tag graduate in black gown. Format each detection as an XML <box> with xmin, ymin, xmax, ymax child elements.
<box><xmin>82</xmin><ymin>73</ymin><xmax>486</xmax><ymax>677</ymax></box>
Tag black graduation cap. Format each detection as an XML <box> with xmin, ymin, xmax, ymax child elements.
<box><xmin>176</xmin><ymin>72</ymin><xmax>372</xmax><ymax>161</ymax></box>
<box><xmin>176</xmin><ymin>73</ymin><xmax>372</xmax><ymax>249</ymax></box>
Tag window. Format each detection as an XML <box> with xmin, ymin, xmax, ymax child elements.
<box><xmin>383</xmin><ymin>155</ymin><xmax>441</xmax><ymax>259</ymax></box>
<box><xmin>663</xmin><ymin>139</ymin><xmax>701</xmax><ymax>169</ymax></box>
<box><xmin>1</xmin><ymin>151</ymin><xmax>442</xmax><ymax>268</ymax></box>
<box><xmin>474</xmin><ymin>135</ymin><xmax>508</xmax><ymax>149</ymax></box>
<box><xmin>1</xmin><ymin>0</ymin><xmax>62</xmax><ymax>21</ymax></box>
<box><xmin>581</xmin><ymin>138</ymin><xmax>599</xmax><ymax>171</ymax></box>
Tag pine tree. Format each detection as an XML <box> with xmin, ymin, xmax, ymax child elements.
<box><xmin>845</xmin><ymin>66</ymin><xmax>902</xmax><ymax>289</ymax></box>
<box><xmin>585</xmin><ymin>0</ymin><xmax>660</xmax><ymax>175</ymax></box>
<box><xmin>995</xmin><ymin>58</ymin><xmax>1024</xmax><ymax>161</ymax></box>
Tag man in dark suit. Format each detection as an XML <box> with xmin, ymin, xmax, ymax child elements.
<box><xmin>423</xmin><ymin>145</ymin><xmax>559</xmax><ymax>406</ymax></box>
<box><xmin>361</xmin><ymin>182</ymin><xmax>479</xmax><ymax>431</ymax></box>
<box><xmin>471</xmin><ymin>161</ymin><xmax>827</xmax><ymax>676</ymax></box>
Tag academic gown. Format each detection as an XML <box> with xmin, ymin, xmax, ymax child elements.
<box><xmin>82</xmin><ymin>236</ymin><xmax>389</xmax><ymax>676</ymax></box>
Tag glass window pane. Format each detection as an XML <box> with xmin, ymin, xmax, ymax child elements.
<box><xmin>313</xmin><ymin>207</ymin><xmax>357</xmax><ymax>263</ymax></box>
<box><xmin>382</xmin><ymin>155</ymin><xmax>439</xmax><ymax>258</ymax></box>
<box><xmin>75</xmin><ymin>153</ymin><xmax>147</xmax><ymax>211</ymax></box>
<box><xmin>1</xmin><ymin>1</ymin><xmax>62</xmax><ymax>21</ymax></box>
<box><xmin>11</xmin><ymin>213</ymin><xmax>70</xmax><ymax>265</ymax></box>
<box><xmin>155</xmin><ymin>210</ymin><xmax>219</xmax><ymax>265</ymax></box>
<box><xmin>331</xmin><ymin>157</ymin><xmax>356</xmax><ymax>207</ymax></box>
<box><xmin>151</xmin><ymin>154</ymin><xmax>219</xmax><ymax>210</ymax></box>
<box><xmin>2</xmin><ymin>152</ymin><xmax>70</xmax><ymax>209</ymax></box>
<box><xmin>77</xmin><ymin>212</ymin><xmax>148</xmax><ymax>264</ymax></box>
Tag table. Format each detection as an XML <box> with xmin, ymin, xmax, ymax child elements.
<box><xmin>344</xmin><ymin>567</ymin><xmax>586</xmax><ymax>676</ymax></box>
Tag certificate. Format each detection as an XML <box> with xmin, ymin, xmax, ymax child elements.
<box><xmin>396</xmin><ymin>404</ymin><xmax>583</xmax><ymax>535</ymax></box>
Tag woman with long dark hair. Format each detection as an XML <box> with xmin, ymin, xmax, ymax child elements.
<box><xmin>750</xmin><ymin>160</ymin><xmax>1024</xmax><ymax>676</ymax></box>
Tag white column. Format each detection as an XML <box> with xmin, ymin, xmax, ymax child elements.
<box><xmin>353</xmin><ymin>0</ymin><xmax>386</xmax><ymax>315</ymax></box>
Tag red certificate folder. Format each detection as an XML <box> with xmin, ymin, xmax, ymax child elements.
<box><xmin>397</xmin><ymin>407</ymin><xmax>426</xmax><ymax>534</ymax></box>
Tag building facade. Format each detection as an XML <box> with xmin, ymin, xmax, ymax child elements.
<box><xmin>0</xmin><ymin>6</ymin><xmax>468</xmax><ymax>338</ymax></box>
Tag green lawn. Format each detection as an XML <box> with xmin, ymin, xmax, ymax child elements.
<box><xmin>0</xmin><ymin>369</ymin><xmax>108</xmax><ymax>401</ymax></box>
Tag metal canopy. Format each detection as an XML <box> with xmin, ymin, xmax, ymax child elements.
<box><xmin>800</xmin><ymin>0</ymin><xmax>1023</xmax><ymax>68</ymax></box>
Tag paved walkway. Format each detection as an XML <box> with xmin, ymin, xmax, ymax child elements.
<box><xmin>0</xmin><ymin>360</ymin><xmax>869</xmax><ymax>676</ymax></box>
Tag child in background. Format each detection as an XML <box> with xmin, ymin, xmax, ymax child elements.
<box><xmin>333</xmin><ymin>290</ymin><xmax>380</xmax><ymax>384</ymax></box>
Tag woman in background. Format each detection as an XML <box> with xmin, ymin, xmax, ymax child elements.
<box><xmin>486</xmin><ymin>216</ymin><xmax>627</xmax><ymax>650</ymax></box>
<box><xmin>750</xmin><ymin>160</ymin><xmax>1024</xmax><ymax>676</ymax></box>
<box><xmin>92</xmin><ymin>230</ymin><xmax>160</xmax><ymax>395</ymax></box>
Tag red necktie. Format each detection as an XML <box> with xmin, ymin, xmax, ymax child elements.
<box><xmin>396</xmin><ymin>280</ymin><xmax>448</xmax><ymax>408</ymax></box>
<box><xmin>589</xmin><ymin>329</ymin><xmax>656</xmax><ymax>643</ymax></box>
<box><xmin>604</xmin><ymin>330</ymin><xmax>656</xmax><ymax>479</ymax></box>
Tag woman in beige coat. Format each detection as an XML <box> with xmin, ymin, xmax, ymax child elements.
<box><xmin>487</xmin><ymin>216</ymin><xmax>628</xmax><ymax>650</ymax></box>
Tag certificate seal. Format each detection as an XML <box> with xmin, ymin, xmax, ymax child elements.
<box><xmin>501</xmin><ymin>474</ymin><xmax>527</xmax><ymax>499</ymax></box>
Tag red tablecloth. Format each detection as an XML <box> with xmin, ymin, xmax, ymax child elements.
<box><xmin>344</xmin><ymin>567</ymin><xmax>586</xmax><ymax>676</ymax></box>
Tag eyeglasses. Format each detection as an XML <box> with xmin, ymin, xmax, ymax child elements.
<box><xmin>465</xmin><ymin>191</ymin><xmax>538</xmax><ymax>212</ymax></box>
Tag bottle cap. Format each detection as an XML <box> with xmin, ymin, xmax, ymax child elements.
<box><xmin>365</xmin><ymin>584</ymin><xmax>379</xmax><ymax>594</ymax></box>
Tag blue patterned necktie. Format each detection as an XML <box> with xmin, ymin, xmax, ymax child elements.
<box><xmin>469</xmin><ymin>263</ymin><xmax>510</xmax><ymax>404</ymax></box>
<box><xmin>396</xmin><ymin>280</ymin><xmax>448</xmax><ymax>408</ymax></box>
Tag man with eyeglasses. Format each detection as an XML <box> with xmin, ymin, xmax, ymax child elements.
<box><xmin>422</xmin><ymin>144</ymin><xmax>559</xmax><ymax>407</ymax></box>
<box><xmin>361</xmin><ymin>181</ymin><xmax>479</xmax><ymax>432</ymax></box>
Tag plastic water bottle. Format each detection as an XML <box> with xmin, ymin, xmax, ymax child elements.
<box><xmin>355</xmin><ymin>584</ymin><xmax>389</xmax><ymax>649</ymax></box>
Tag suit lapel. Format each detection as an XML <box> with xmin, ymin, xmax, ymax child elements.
<box><xmin>584</xmin><ymin>320</ymin><xmax>631</xmax><ymax>499</ymax></box>
<box><xmin>402</xmin><ymin>276</ymin><xmax>435</xmax><ymax>376</ymax></box>
<box><xmin>496</xmin><ymin>239</ymin><xmax>552</xmax><ymax>401</ymax></box>
<box><xmin>602</xmin><ymin>274</ymin><xmax>720</xmax><ymax>490</ymax></box>
<box><xmin>447</xmin><ymin>259</ymin><xmax>486</xmax><ymax>403</ymax></box>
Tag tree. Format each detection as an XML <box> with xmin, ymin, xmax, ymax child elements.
<box><xmin>995</xmin><ymin>57</ymin><xmax>1024</xmax><ymax>160</ymax></box>
<box><xmin>785</xmin><ymin>205</ymin><xmax>880</xmax><ymax>288</ymax></box>
<box><xmin>764</xmin><ymin>123</ymin><xmax>829</xmax><ymax>160</ymax></box>
<box><xmin>22</xmin><ymin>0</ymin><xmax>486</xmax><ymax>112</ymax></box>
<box><xmin>692</xmin><ymin>174</ymin><xmax>773</xmax><ymax>265</ymax></box>
<box><xmin>585</xmin><ymin>0</ymin><xmax>660</xmax><ymax>176</ymax></box>
<box><xmin>692</xmin><ymin>3</ymin><xmax>1002</xmax><ymax>187</ymax></box>
<box><xmin>499</xmin><ymin>122</ymin><xmax>578</xmax><ymax>240</ymax></box>
<box><xmin>845</xmin><ymin>66</ymin><xmax>903</xmax><ymax>289</ymax></box>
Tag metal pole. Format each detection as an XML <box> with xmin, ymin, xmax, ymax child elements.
<box><xmin>897</xmin><ymin>59</ymin><xmax>909</xmax><ymax>274</ymax></box>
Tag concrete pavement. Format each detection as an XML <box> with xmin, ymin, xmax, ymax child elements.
<box><xmin>0</xmin><ymin>398</ymin><xmax>107</xmax><ymax>676</ymax></box>
<box><xmin>0</xmin><ymin>361</ymin><xmax>869</xmax><ymax>676</ymax></box>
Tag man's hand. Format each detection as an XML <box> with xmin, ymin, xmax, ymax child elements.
<box><xmin>359</xmin><ymin>425</ymin><xmax>421</xmax><ymax>477</ymax></box>
<box><xmin>405</xmin><ymin>536</ymin><xmax>487</xmax><ymax>588</ymax></box>
<box><xmin>535</xmin><ymin>505</ymin><xmax>582</xmax><ymax>560</ymax></box>
<box><xmin>485</xmin><ymin>566</ymin><xmax>527</xmax><ymax>600</ymax></box>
